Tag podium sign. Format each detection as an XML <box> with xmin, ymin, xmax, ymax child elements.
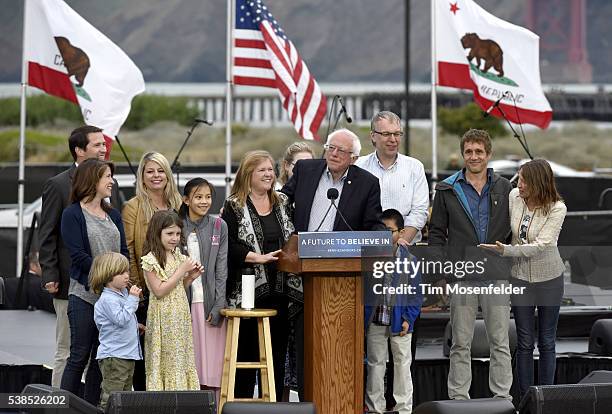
<box><xmin>298</xmin><ymin>230</ymin><xmax>392</xmax><ymax>258</ymax></box>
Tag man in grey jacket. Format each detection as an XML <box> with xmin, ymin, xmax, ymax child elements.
<box><xmin>429</xmin><ymin>129</ymin><xmax>513</xmax><ymax>400</ymax></box>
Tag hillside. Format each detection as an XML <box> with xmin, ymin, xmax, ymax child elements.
<box><xmin>0</xmin><ymin>0</ymin><xmax>610</xmax><ymax>83</ymax></box>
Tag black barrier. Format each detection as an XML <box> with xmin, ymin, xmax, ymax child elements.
<box><xmin>106</xmin><ymin>390</ymin><xmax>215</xmax><ymax>414</ymax></box>
<box><xmin>519</xmin><ymin>383</ymin><xmax>612</xmax><ymax>414</ymax></box>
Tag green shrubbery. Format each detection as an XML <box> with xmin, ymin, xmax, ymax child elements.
<box><xmin>0</xmin><ymin>94</ymin><xmax>199</xmax><ymax>130</ymax></box>
<box><xmin>123</xmin><ymin>95</ymin><xmax>199</xmax><ymax>129</ymax></box>
<box><xmin>0</xmin><ymin>129</ymin><xmax>71</xmax><ymax>162</ymax></box>
<box><xmin>438</xmin><ymin>103</ymin><xmax>508</xmax><ymax>138</ymax></box>
<box><xmin>0</xmin><ymin>95</ymin><xmax>82</xmax><ymax>127</ymax></box>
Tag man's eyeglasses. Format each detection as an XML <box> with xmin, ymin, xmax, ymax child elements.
<box><xmin>324</xmin><ymin>144</ymin><xmax>353</xmax><ymax>156</ymax></box>
<box><xmin>373</xmin><ymin>130</ymin><xmax>404</xmax><ymax>138</ymax></box>
<box><xmin>385</xmin><ymin>227</ymin><xmax>402</xmax><ymax>234</ymax></box>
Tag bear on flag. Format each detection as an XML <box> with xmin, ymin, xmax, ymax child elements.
<box><xmin>435</xmin><ymin>0</ymin><xmax>552</xmax><ymax>128</ymax></box>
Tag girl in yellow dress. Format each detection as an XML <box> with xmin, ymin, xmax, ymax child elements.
<box><xmin>141</xmin><ymin>210</ymin><xmax>203</xmax><ymax>390</ymax></box>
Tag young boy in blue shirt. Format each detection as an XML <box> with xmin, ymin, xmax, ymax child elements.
<box><xmin>365</xmin><ymin>209</ymin><xmax>422</xmax><ymax>414</ymax></box>
<box><xmin>91</xmin><ymin>252</ymin><xmax>143</xmax><ymax>410</ymax></box>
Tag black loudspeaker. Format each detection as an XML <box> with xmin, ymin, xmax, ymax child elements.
<box><xmin>588</xmin><ymin>319</ymin><xmax>612</xmax><ymax>355</ymax></box>
<box><xmin>443</xmin><ymin>318</ymin><xmax>517</xmax><ymax>358</ymax></box>
<box><xmin>221</xmin><ymin>402</ymin><xmax>316</xmax><ymax>414</ymax></box>
<box><xmin>106</xmin><ymin>391</ymin><xmax>215</xmax><ymax>414</ymax></box>
<box><xmin>579</xmin><ymin>370</ymin><xmax>612</xmax><ymax>384</ymax></box>
<box><xmin>21</xmin><ymin>383</ymin><xmax>102</xmax><ymax>414</ymax></box>
<box><xmin>519</xmin><ymin>383</ymin><xmax>612</xmax><ymax>414</ymax></box>
<box><xmin>413</xmin><ymin>398</ymin><xmax>515</xmax><ymax>414</ymax></box>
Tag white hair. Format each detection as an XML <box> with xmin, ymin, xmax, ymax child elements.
<box><xmin>326</xmin><ymin>128</ymin><xmax>361</xmax><ymax>157</ymax></box>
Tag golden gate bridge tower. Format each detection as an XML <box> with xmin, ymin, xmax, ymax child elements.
<box><xmin>525</xmin><ymin>0</ymin><xmax>592</xmax><ymax>83</ymax></box>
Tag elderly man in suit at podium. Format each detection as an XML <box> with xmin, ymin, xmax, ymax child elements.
<box><xmin>281</xmin><ymin>128</ymin><xmax>385</xmax><ymax>401</ymax></box>
<box><xmin>282</xmin><ymin>128</ymin><xmax>384</xmax><ymax>233</ymax></box>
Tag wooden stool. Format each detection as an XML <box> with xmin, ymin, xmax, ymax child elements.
<box><xmin>219</xmin><ymin>308</ymin><xmax>278</xmax><ymax>411</ymax></box>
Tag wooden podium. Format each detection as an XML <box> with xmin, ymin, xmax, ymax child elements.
<box><xmin>278</xmin><ymin>235</ymin><xmax>364</xmax><ymax>414</ymax></box>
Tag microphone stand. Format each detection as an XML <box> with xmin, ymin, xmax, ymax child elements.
<box><xmin>488</xmin><ymin>96</ymin><xmax>534</xmax><ymax>183</ymax></box>
<box><xmin>331</xmin><ymin>199</ymin><xmax>354</xmax><ymax>231</ymax></box>
<box><xmin>496</xmin><ymin>104</ymin><xmax>534</xmax><ymax>161</ymax></box>
<box><xmin>322</xmin><ymin>95</ymin><xmax>350</xmax><ymax>159</ymax></box>
<box><xmin>114</xmin><ymin>135</ymin><xmax>137</xmax><ymax>179</ymax></box>
<box><xmin>171</xmin><ymin>120</ymin><xmax>210</xmax><ymax>187</ymax></box>
<box><xmin>314</xmin><ymin>202</ymin><xmax>335</xmax><ymax>232</ymax></box>
<box><xmin>323</xmin><ymin>95</ymin><xmax>339</xmax><ymax>150</ymax></box>
<box><xmin>330</xmin><ymin>106</ymin><xmax>346</xmax><ymax>133</ymax></box>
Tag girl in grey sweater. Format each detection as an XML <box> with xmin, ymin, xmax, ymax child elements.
<box><xmin>180</xmin><ymin>178</ymin><xmax>228</xmax><ymax>407</ymax></box>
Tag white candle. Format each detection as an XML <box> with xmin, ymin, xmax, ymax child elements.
<box><xmin>241</xmin><ymin>271</ymin><xmax>255</xmax><ymax>310</ymax></box>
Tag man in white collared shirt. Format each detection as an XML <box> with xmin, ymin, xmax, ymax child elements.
<box><xmin>356</xmin><ymin>111</ymin><xmax>430</xmax><ymax>244</ymax></box>
<box><xmin>357</xmin><ymin>111</ymin><xmax>429</xmax><ymax>412</ymax></box>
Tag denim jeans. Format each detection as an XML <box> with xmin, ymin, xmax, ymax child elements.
<box><xmin>511</xmin><ymin>276</ymin><xmax>564</xmax><ymax>396</ymax></box>
<box><xmin>60</xmin><ymin>295</ymin><xmax>102</xmax><ymax>405</ymax></box>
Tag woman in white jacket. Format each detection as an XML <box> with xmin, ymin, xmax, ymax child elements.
<box><xmin>480</xmin><ymin>159</ymin><xmax>566</xmax><ymax>397</ymax></box>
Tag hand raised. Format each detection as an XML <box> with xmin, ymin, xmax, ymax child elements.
<box><xmin>129</xmin><ymin>285</ymin><xmax>142</xmax><ymax>297</ymax></box>
<box><xmin>186</xmin><ymin>263</ymin><xmax>204</xmax><ymax>280</ymax></box>
<box><xmin>179</xmin><ymin>257</ymin><xmax>199</xmax><ymax>274</ymax></box>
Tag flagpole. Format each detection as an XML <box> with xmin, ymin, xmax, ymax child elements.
<box><xmin>225</xmin><ymin>0</ymin><xmax>234</xmax><ymax>199</ymax></box>
<box><xmin>16</xmin><ymin>0</ymin><xmax>29</xmax><ymax>277</ymax></box>
<box><xmin>430</xmin><ymin>0</ymin><xmax>438</xmax><ymax>191</ymax></box>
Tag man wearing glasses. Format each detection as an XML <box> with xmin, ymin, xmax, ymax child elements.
<box><xmin>355</xmin><ymin>111</ymin><xmax>429</xmax><ymax>411</ymax></box>
<box><xmin>282</xmin><ymin>128</ymin><xmax>384</xmax><ymax>233</ymax></box>
<box><xmin>281</xmin><ymin>128</ymin><xmax>384</xmax><ymax>401</ymax></box>
<box><xmin>356</xmin><ymin>111</ymin><xmax>429</xmax><ymax>245</ymax></box>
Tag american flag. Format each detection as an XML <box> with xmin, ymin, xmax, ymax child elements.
<box><xmin>233</xmin><ymin>0</ymin><xmax>327</xmax><ymax>141</ymax></box>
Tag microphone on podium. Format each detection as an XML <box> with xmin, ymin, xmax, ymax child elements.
<box><xmin>314</xmin><ymin>188</ymin><xmax>340</xmax><ymax>232</ymax></box>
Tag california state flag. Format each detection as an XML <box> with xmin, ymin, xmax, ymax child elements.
<box><xmin>435</xmin><ymin>0</ymin><xmax>552</xmax><ymax>128</ymax></box>
<box><xmin>24</xmin><ymin>0</ymin><xmax>145</xmax><ymax>145</ymax></box>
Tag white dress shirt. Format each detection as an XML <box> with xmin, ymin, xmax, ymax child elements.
<box><xmin>356</xmin><ymin>152</ymin><xmax>429</xmax><ymax>242</ymax></box>
<box><xmin>307</xmin><ymin>168</ymin><xmax>348</xmax><ymax>232</ymax></box>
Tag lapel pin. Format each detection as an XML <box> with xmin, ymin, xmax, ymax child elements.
<box><xmin>348</xmin><ymin>180</ymin><xmax>352</xmax><ymax>185</ymax></box>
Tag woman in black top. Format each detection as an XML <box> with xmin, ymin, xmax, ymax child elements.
<box><xmin>221</xmin><ymin>150</ymin><xmax>300</xmax><ymax>400</ymax></box>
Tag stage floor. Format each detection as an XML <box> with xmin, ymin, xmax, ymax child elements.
<box><xmin>416</xmin><ymin>336</ymin><xmax>589</xmax><ymax>361</ymax></box>
<box><xmin>0</xmin><ymin>309</ymin><xmax>596</xmax><ymax>366</ymax></box>
<box><xmin>0</xmin><ymin>310</ymin><xmax>55</xmax><ymax>367</ymax></box>
<box><xmin>1</xmin><ymin>309</ymin><xmax>610</xmax><ymax>405</ymax></box>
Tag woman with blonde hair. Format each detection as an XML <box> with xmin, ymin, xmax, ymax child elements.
<box><xmin>121</xmin><ymin>151</ymin><xmax>182</xmax><ymax>390</ymax></box>
<box><xmin>221</xmin><ymin>150</ymin><xmax>299</xmax><ymax>400</ymax></box>
<box><xmin>480</xmin><ymin>159</ymin><xmax>567</xmax><ymax>397</ymax></box>
<box><xmin>278</xmin><ymin>142</ymin><xmax>315</xmax><ymax>187</ymax></box>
